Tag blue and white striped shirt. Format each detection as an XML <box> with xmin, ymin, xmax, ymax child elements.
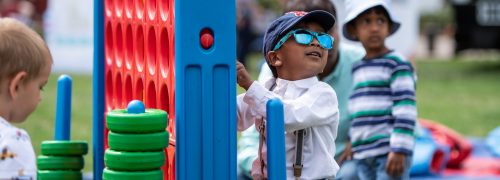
<box><xmin>348</xmin><ymin>51</ymin><xmax>417</xmax><ymax>159</ymax></box>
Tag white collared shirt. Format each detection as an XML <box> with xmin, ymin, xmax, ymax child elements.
<box><xmin>0</xmin><ymin>116</ymin><xmax>37</xmax><ymax>179</ymax></box>
<box><xmin>237</xmin><ymin>76</ymin><xmax>340</xmax><ymax>179</ymax></box>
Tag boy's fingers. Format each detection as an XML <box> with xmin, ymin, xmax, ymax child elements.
<box><xmin>236</xmin><ymin>66</ymin><xmax>243</xmax><ymax>73</ymax></box>
<box><xmin>386</xmin><ymin>161</ymin><xmax>404</xmax><ymax>177</ymax></box>
<box><xmin>386</xmin><ymin>164</ymin><xmax>391</xmax><ymax>176</ymax></box>
<box><xmin>395</xmin><ymin>162</ymin><xmax>404</xmax><ymax>176</ymax></box>
<box><xmin>236</xmin><ymin>64</ymin><xmax>246</xmax><ymax>72</ymax></box>
<box><xmin>236</xmin><ymin>61</ymin><xmax>245</xmax><ymax>68</ymax></box>
<box><xmin>391</xmin><ymin>166</ymin><xmax>398</xmax><ymax>177</ymax></box>
<box><xmin>386</xmin><ymin>161</ymin><xmax>395</xmax><ymax>177</ymax></box>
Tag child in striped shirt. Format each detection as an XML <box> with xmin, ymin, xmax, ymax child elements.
<box><xmin>343</xmin><ymin>0</ymin><xmax>416</xmax><ymax>179</ymax></box>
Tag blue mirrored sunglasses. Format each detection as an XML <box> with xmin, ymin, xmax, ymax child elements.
<box><xmin>272</xmin><ymin>29</ymin><xmax>334</xmax><ymax>51</ymax></box>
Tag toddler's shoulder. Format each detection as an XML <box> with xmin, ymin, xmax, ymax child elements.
<box><xmin>0</xmin><ymin>125</ymin><xmax>30</xmax><ymax>140</ymax></box>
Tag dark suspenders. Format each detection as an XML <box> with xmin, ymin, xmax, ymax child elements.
<box><xmin>257</xmin><ymin>81</ymin><xmax>306</xmax><ymax>179</ymax></box>
<box><xmin>293</xmin><ymin>129</ymin><xmax>305</xmax><ymax>179</ymax></box>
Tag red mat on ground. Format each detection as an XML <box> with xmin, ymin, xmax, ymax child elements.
<box><xmin>442</xmin><ymin>157</ymin><xmax>500</xmax><ymax>176</ymax></box>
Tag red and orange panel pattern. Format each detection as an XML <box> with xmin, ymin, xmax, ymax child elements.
<box><xmin>104</xmin><ymin>0</ymin><xmax>175</xmax><ymax>179</ymax></box>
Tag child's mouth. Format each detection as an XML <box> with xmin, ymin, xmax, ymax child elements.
<box><xmin>368</xmin><ymin>36</ymin><xmax>381</xmax><ymax>42</ymax></box>
<box><xmin>306</xmin><ymin>51</ymin><xmax>322</xmax><ymax>58</ymax></box>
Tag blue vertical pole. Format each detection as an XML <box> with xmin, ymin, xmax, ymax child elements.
<box><xmin>175</xmin><ymin>0</ymin><xmax>236</xmax><ymax>179</ymax></box>
<box><xmin>54</xmin><ymin>75</ymin><xmax>72</xmax><ymax>140</ymax></box>
<box><xmin>266</xmin><ymin>99</ymin><xmax>286</xmax><ymax>180</ymax></box>
<box><xmin>93</xmin><ymin>0</ymin><xmax>105</xmax><ymax>178</ymax></box>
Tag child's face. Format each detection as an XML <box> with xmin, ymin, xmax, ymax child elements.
<box><xmin>11</xmin><ymin>63</ymin><xmax>51</xmax><ymax>123</ymax></box>
<box><xmin>351</xmin><ymin>8</ymin><xmax>390</xmax><ymax>52</ymax></box>
<box><xmin>272</xmin><ymin>22</ymin><xmax>329</xmax><ymax>80</ymax></box>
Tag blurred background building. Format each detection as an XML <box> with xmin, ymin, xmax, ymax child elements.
<box><xmin>1</xmin><ymin>0</ymin><xmax>499</xmax><ymax>72</ymax></box>
<box><xmin>0</xmin><ymin>0</ymin><xmax>93</xmax><ymax>74</ymax></box>
<box><xmin>43</xmin><ymin>0</ymin><xmax>93</xmax><ymax>73</ymax></box>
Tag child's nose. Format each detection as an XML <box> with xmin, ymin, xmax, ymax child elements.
<box><xmin>310</xmin><ymin>37</ymin><xmax>321</xmax><ymax>47</ymax></box>
<box><xmin>369</xmin><ymin>23</ymin><xmax>380</xmax><ymax>32</ymax></box>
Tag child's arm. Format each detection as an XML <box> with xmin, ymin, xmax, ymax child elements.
<box><xmin>280</xmin><ymin>85</ymin><xmax>339</xmax><ymax>132</ymax></box>
<box><xmin>388</xmin><ymin>59</ymin><xmax>416</xmax><ymax>156</ymax></box>
<box><xmin>236</xmin><ymin>61</ymin><xmax>258</xmax><ymax>131</ymax></box>
<box><xmin>386</xmin><ymin>57</ymin><xmax>417</xmax><ymax>176</ymax></box>
<box><xmin>243</xmin><ymin>82</ymin><xmax>339</xmax><ymax>132</ymax></box>
<box><xmin>237</xmin><ymin>94</ymin><xmax>259</xmax><ymax>131</ymax></box>
<box><xmin>236</xmin><ymin>61</ymin><xmax>253</xmax><ymax>90</ymax></box>
<box><xmin>237</xmin><ymin>61</ymin><xmax>338</xmax><ymax>132</ymax></box>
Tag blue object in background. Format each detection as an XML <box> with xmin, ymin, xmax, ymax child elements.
<box><xmin>175</xmin><ymin>0</ymin><xmax>236</xmax><ymax>179</ymax></box>
<box><xmin>411</xmin><ymin>128</ymin><xmax>450</xmax><ymax>176</ymax></box>
<box><xmin>486</xmin><ymin>126</ymin><xmax>500</xmax><ymax>157</ymax></box>
<box><xmin>127</xmin><ymin>100</ymin><xmax>146</xmax><ymax>114</ymax></box>
<box><xmin>54</xmin><ymin>75</ymin><xmax>72</xmax><ymax>141</ymax></box>
<box><xmin>266</xmin><ymin>99</ymin><xmax>286</xmax><ymax>180</ymax></box>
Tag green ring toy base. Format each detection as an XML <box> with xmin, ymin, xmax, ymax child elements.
<box><xmin>108</xmin><ymin>131</ymin><xmax>169</xmax><ymax>151</ymax></box>
<box><xmin>38</xmin><ymin>170</ymin><xmax>82</xmax><ymax>180</ymax></box>
<box><xmin>106</xmin><ymin>109</ymin><xmax>168</xmax><ymax>133</ymax></box>
<box><xmin>37</xmin><ymin>156</ymin><xmax>84</xmax><ymax>170</ymax></box>
<box><xmin>104</xmin><ymin>149</ymin><xmax>165</xmax><ymax>171</ymax></box>
<box><xmin>41</xmin><ymin>140</ymin><xmax>88</xmax><ymax>156</ymax></box>
<box><xmin>103</xmin><ymin>168</ymin><xmax>163</xmax><ymax>180</ymax></box>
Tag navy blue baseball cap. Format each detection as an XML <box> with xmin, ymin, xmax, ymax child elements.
<box><xmin>262</xmin><ymin>10</ymin><xmax>336</xmax><ymax>60</ymax></box>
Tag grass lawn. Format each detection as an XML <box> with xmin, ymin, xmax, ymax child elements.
<box><xmin>415</xmin><ymin>59</ymin><xmax>500</xmax><ymax>137</ymax></box>
<box><xmin>16</xmin><ymin>58</ymin><xmax>500</xmax><ymax>173</ymax></box>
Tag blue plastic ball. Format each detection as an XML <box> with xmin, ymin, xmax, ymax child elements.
<box><xmin>127</xmin><ymin>100</ymin><xmax>145</xmax><ymax>114</ymax></box>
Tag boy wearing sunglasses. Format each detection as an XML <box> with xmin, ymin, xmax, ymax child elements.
<box><xmin>343</xmin><ymin>0</ymin><xmax>417</xmax><ymax>179</ymax></box>
<box><xmin>236</xmin><ymin>10</ymin><xmax>340</xmax><ymax>179</ymax></box>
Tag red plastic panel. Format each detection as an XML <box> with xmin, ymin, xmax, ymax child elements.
<box><xmin>420</xmin><ymin>119</ymin><xmax>473</xmax><ymax>168</ymax></box>
<box><xmin>104</xmin><ymin>0</ymin><xmax>175</xmax><ymax>179</ymax></box>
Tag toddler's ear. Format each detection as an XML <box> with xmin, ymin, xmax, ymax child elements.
<box><xmin>8</xmin><ymin>71</ymin><xmax>27</xmax><ymax>99</ymax></box>
<box><xmin>266</xmin><ymin>51</ymin><xmax>283</xmax><ymax>67</ymax></box>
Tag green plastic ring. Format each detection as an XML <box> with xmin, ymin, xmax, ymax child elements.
<box><xmin>102</xmin><ymin>168</ymin><xmax>163</xmax><ymax>180</ymax></box>
<box><xmin>104</xmin><ymin>149</ymin><xmax>165</xmax><ymax>171</ymax></box>
<box><xmin>106</xmin><ymin>109</ymin><xmax>168</xmax><ymax>133</ymax></box>
<box><xmin>41</xmin><ymin>140</ymin><xmax>88</xmax><ymax>156</ymax></box>
<box><xmin>37</xmin><ymin>156</ymin><xmax>84</xmax><ymax>170</ymax></box>
<box><xmin>108</xmin><ymin>131</ymin><xmax>169</xmax><ymax>151</ymax></box>
<box><xmin>37</xmin><ymin>170</ymin><xmax>82</xmax><ymax>180</ymax></box>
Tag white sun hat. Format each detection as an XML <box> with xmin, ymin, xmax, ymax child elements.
<box><xmin>342</xmin><ymin>0</ymin><xmax>401</xmax><ymax>41</ymax></box>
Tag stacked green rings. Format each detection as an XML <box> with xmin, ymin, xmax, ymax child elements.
<box><xmin>103</xmin><ymin>108</ymin><xmax>168</xmax><ymax>180</ymax></box>
<box><xmin>37</xmin><ymin>140</ymin><xmax>88</xmax><ymax>180</ymax></box>
<box><xmin>106</xmin><ymin>109</ymin><xmax>167</xmax><ymax>133</ymax></box>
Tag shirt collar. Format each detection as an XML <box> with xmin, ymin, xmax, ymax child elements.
<box><xmin>276</xmin><ymin>76</ymin><xmax>319</xmax><ymax>89</ymax></box>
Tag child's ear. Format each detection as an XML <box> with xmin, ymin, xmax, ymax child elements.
<box><xmin>347</xmin><ymin>23</ymin><xmax>357</xmax><ymax>40</ymax></box>
<box><xmin>8</xmin><ymin>71</ymin><xmax>27</xmax><ymax>99</ymax></box>
<box><xmin>266</xmin><ymin>51</ymin><xmax>283</xmax><ymax>67</ymax></box>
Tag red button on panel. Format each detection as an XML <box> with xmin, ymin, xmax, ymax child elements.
<box><xmin>200</xmin><ymin>28</ymin><xmax>214</xmax><ymax>49</ymax></box>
